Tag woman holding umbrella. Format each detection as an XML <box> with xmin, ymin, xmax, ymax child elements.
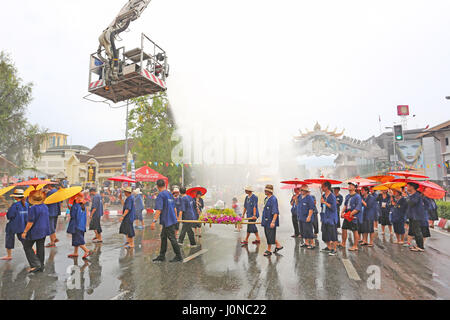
<box><xmin>67</xmin><ymin>193</ymin><xmax>91</xmax><ymax>259</ymax></box>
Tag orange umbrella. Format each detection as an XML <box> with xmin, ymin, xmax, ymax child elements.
<box><xmin>14</xmin><ymin>178</ymin><xmax>58</xmax><ymax>187</ymax></box>
<box><xmin>411</xmin><ymin>180</ymin><xmax>446</xmax><ymax>199</ymax></box>
<box><xmin>304</xmin><ymin>177</ymin><xmax>342</xmax><ymax>185</ymax></box>
<box><xmin>373</xmin><ymin>182</ymin><xmax>406</xmax><ymax>191</ymax></box>
<box><xmin>367</xmin><ymin>175</ymin><xmax>395</xmax><ymax>183</ymax></box>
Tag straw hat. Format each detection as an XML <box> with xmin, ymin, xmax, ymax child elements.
<box><xmin>122</xmin><ymin>186</ymin><xmax>133</xmax><ymax>193</ymax></box>
<box><xmin>73</xmin><ymin>192</ymin><xmax>86</xmax><ymax>204</ymax></box>
<box><xmin>244</xmin><ymin>185</ymin><xmax>254</xmax><ymax>192</ymax></box>
<box><xmin>300</xmin><ymin>185</ymin><xmax>310</xmax><ymax>192</ymax></box>
<box><xmin>28</xmin><ymin>190</ymin><xmax>45</xmax><ymax>205</ymax></box>
<box><xmin>264</xmin><ymin>184</ymin><xmax>274</xmax><ymax>193</ymax></box>
<box><xmin>10</xmin><ymin>189</ymin><xmax>25</xmax><ymax>198</ymax></box>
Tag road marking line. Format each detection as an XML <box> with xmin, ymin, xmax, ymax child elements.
<box><xmin>183</xmin><ymin>249</ymin><xmax>208</xmax><ymax>263</ymax></box>
<box><xmin>431</xmin><ymin>228</ymin><xmax>450</xmax><ymax>237</ymax></box>
<box><xmin>110</xmin><ymin>290</ymin><xmax>130</xmax><ymax>300</ymax></box>
<box><xmin>341</xmin><ymin>258</ymin><xmax>361</xmax><ymax>281</ymax></box>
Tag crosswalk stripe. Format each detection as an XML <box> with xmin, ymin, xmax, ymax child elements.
<box><xmin>341</xmin><ymin>258</ymin><xmax>361</xmax><ymax>281</ymax></box>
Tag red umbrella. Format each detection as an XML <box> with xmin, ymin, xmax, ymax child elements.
<box><xmin>280</xmin><ymin>178</ymin><xmax>309</xmax><ymax>185</ymax></box>
<box><xmin>14</xmin><ymin>178</ymin><xmax>58</xmax><ymax>187</ymax></box>
<box><xmin>388</xmin><ymin>170</ymin><xmax>429</xmax><ymax>179</ymax></box>
<box><xmin>187</xmin><ymin>186</ymin><xmax>207</xmax><ymax>198</ymax></box>
<box><xmin>409</xmin><ymin>180</ymin><xmax>446</xmax><ymax>199</ymax></box>
<box><xmin>304</xmin><ymin>177</ymin><xmax>342</xmax><ymax>185</ymax></box>
<box><xmin>108</xmin><ymin>175</ymin><xmax>136</xmax><ymax>183</ymax></box>
<box><xmin>281</xmin><ymin>184</ymin><xmax>303</xmax><ymax>190</ymax></box>
<box><xmin>344</xmin><ymin>176</ymin><xmax>374</xmax><ymax>185</ymax></box>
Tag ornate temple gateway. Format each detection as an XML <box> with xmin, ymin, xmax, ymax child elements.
<box><xmin>293</xmin><ymin>123</ymin><xmax>384</xmax><ymax>178</ymax></box>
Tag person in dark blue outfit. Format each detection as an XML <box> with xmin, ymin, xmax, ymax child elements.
<box><xmin>340</xmin><ymin>182</ymin><xmax>362</xmax><ymax>251</ymax></box>
<box><xmin>319</xmin><ymin>182</ymin><xmax>337</xmax><ymax>256</ymax></box>
<box><xmin>290</xmin><ymin>186</ymin><xmax>301</xmax><ymax>238</ymax></box>
<box><xmin>311</xmin><ymin>195</ymin><xmax>319</xmax><ymax>238</ymax></box>
<box><xmin>193</xmin><ymin>192</ymin><xmax>204</xmax><ymax>237</ymax></box>
<box><xmin>405</xmin><ymin>182</ymin><xmax>425</xmax><ymax>252</ymax></box>
<box><xmin>390</xmin><ymin>188</ymin><xmax>407</xmax><ymax>244</ymax></box>
<box><xmin>177</xmin><ymin>187</ymin><xmax>197</xmax><ymax>247</ymax></box>
<box><xmin>67</xmin><ymin>193</ymin><xmax>91</xmax><ymax>259</ymax></box>
<box><xmin>133</xmin><ymin>188</ymin><xmax>145</xmax><ymax>230</ymax></box>
<box><xmin>297</xmin><ymin>185</ymin><xmax>315</xmax><ymax>249</ymax></box>
<box><xmin>360</xmin><ymin>186</ymin><xmax>376</xmax><ymax>247</ymax></box>
<box><xmin>377</xmin><ymin>190</ymin><xmax>392</xmax><ymax>235</ymax></box>
<box><xmin>333</xmin><ymin>187</ymin><xmax>343</xmax><ymax>231</ymax></box>
<box><xmin>89</xmin><ymin>188</ymin><xmax>103</xmax><ymax>243</ymax></box>
<box><xmin>1</xmin><ymin>189</ymin><xmax>28</xmax><ymax>261</ymax></box>
<box><xmin>21</xmin><ymin>190</ymin><xmax>51</xmax><ymax>273</ymax></box>
<box><xmin>119</xmin><ymin>187</ymin><xmax>136</xmax><ymax>249</ymax></box>
<box><xmin>151</xmin><ymin>179</ymin><xmax>183</xmax><ymax>262</ymax></box>
<box><xmin>420</xmin><ymin>193</ymin><xmax>431</xmax><ymax>244</ymax></box>
<box><xmin>241</xmin><ymin>186</ymin><xmax>261</xmax><ymax>246</ymax></box>
<box><xmin>172</xmin><ymin>186</ymin><xmax>181</xmax><ymax>237</ymax></box>
<box><xmin>261</xmin><ymin>185</ymin><xmax>282</xmax><ymax>256</ymax></box>
<box><xmin>370</xmin><ymin>187</ymin><xmax>380</xmax><ymax>231</ymax></box>
<box><xmin>45</xmin><ymin>184</ymin><xmax>62</xmax><ymax>248</ymax></box>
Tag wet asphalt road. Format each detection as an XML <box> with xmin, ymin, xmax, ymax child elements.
<box><xmin>0</xmin><ymin>206</ymin><xmax>449</xmax><ymax>300</ymax></box>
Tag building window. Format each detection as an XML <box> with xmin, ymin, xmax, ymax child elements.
<box><xmin>446</xmin><ymin>137</ymin><xmax>449</xmax><ymax>146</ymax></box>
<box><xmin>57</xmin><ymin>136</ymin><xmax>61</xmax><ymax>146</ymax></box>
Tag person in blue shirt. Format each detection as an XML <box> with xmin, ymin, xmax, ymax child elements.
<box><xmin>333</xmin><ymin>187</ymin><xmax>343</xmax><ymax>231</ymax></box>
<box><xmin>67</xmin><ymin>193</ymin><xmax>91</xmax><ymax>259</ymax></box>
<box><xmin>119</xmin><ymin>187</ymin><xmax>136</xmax><ymax>249</ymax></box>
<box><xmin>360</xmin><ymin>186</ymin><xmax>377</xmax><ymax>247</ymax></box>
<box><xmin>241</xmin><ymin>186</ymin><xmax>261</xmax><ymax>246</ymax></box>
<box><xmin>193</xmin><ymin>192</ymin><xmax>204</xmax><ymax>237</ymax></box>
<box><xmin>290</xmin><ymin>187</ymin><xmax>301</xmax><ymax>238</ymax></box>
<box><xmin>296</xmin><ymin>185</ymin><xmax>315</xmax><ymax>249</ymax></box>
<box><xmin>340</xmin><ymin>182</ymin><xmax>362</xmax><ymax>251</ymax></box>
<box><xmin>426</xmin><ymin>197</ymin><xmax>438</xmax><ymax>228</ymax></box>
<box><xmin>420</xmin><ymin>193</ymin><xmax>431</xmax><ymax>245</ymax></box>
<box><xmin>151</xmin><ymin>179</ymin><xmax>183</xmax><ymax>262</ymax></box>
<box><xmin>377</xmin><ymin>190</ymin><xmax>392</xmax><ymax>235</ymax></box>
<box><xmin>370</xmin><ymin>187</ymin><xmax>380</xmax><ymax>231</ymax></box>
<box><xmin>1</xmin><ymin>189</ymin><xmax>28</xmax><ymax>261</ymax></box>
<box><xmin>133</xmin><ymin>188</ymin><xmax>145</xmax><ymax>230</ymax></box>
<box><xmin>319</xmin><ymin>181</ymin><xmax>338</xmax><ymax>256</ymax></box>
<box><xmin>390</xmin><ymin>188</ymin><xmax>407</xmax><ymax>244</ymax></box>
<box><xmin>172</xmin><ymin>186</ymin><xmax>182</xmax><ymax>237</ymax></box>
<box><xmin>177</xmin><ymin>187</ymin><xmax>197</xmax><ymax>247</ymax></box>
<box><xmin>311</xmin><ymin>195</ymin><xmax>319</xmax><ymax>238</ymax></box>
<box><xmin>21</xmin><ymin>190</ymin><xmax>51</xmax><ymax>273</ymax></box>
<box><xmin>261</xmin><ymin>185</ymin><xmax>282</xmax><ymax>256</ymax></box>
<box><xmin>405</xmin><ymin>182</ymin><xmax>425</xmax><ymax>252</ymax></box>
<box><xmin>89</xmin><ymin>188</ymin><xmax>104</xmax><ymax>243</ymax></box>
<box><xmin>45</xmin><ymin>184</ymin><xmax>62</xmax><ymax>248</ymax></box>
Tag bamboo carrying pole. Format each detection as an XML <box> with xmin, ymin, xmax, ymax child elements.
<box><xmin>178</xmin><ymin>220</ymin><xmax>261</xmax><ymax>225</ymax></box>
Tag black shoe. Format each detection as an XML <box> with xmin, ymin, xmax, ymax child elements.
<box><xmin>274</xmin><ymin>246</ymin><xmax>284</xmax><ymax>253</ymax></box>
<box><xmin>153</xmin><ymin>256</ymin><xmax>165</xmax><ymax>262</ymax></box>
<box><xmin>169</xmin><ymin>256</ymin><xmax>183</xmax><ymax>263</ymax></box>
<box><xmin>28</xmin><ymin>267</ymin><xmax>42</xmax><ymax>274</ymax></box>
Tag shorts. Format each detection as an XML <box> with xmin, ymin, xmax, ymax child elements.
<box><xmin>379</xmin><ymin>213</ymin><xmax>391</xmax><ymax>226</ymax></box>
<box><xmin>359</xmin><ymin>220</ymin><xmax>374</xmax><ymax>234</ymax></box>
<box><xmin>392</xmin><ymin>222</ymin><xmax>405</xmax><ymax>235</ymax></box>
<box><xmin>89</xmin><ymin>215</ymin><xmax>102</xmax><ymax>233</ymax></box>
<box><xmin>119</xmin><ymin>219</ymin><xmax>135</xmax><ymax>238</ymax></box>
<box><xmin>321</xmin><ymin>223</ymin><xmax>337</xmax><ymax>242</ymax></box>
<box><xmin>300</xmin><ymin>221</ymin><xmax>314</xmax><ymax>239</ymax></box>
<box><xmin>342</xmin><ymin>219</ymin><xmax>358</xmax><ymax>232</ymax></box>
<box><xmin>49</xmin><ymin>216</ymin><xmax>58</xmax><ymax>234</ymax></box>
<box><xmin>247</xmin><ymin>223</ymin><xmax>258</xmax><ymax>234</ymax></box>
<box><xmin>5</xmin><ymin>233</ymin><xmax>23</xmax><ymax>250</ymax></box>
<box><xmin>71</xmin><ymin>230</ymin><xmax>85</xmax><ymax>246</ymax></box>
<box><xmin>264</xmin><ymin>227</ymin><xmax>276</xmax><ymax>245</ymax></box>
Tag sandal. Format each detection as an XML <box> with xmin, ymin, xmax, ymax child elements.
<box><xmin>274</xmin><ymin>246</ymin><xmax>283</xmax><ymax>253</ymax></box>
<box><xmin>0</xmin><ymin>256</ymin><xmax>12</xmax><ymax>261</ymax></box>
<box><xmin>252</xmin><ymin>240</ymin><xmax>261</xmax><ymax>244</ymax></box>
<box><xmin>45</xmin><ymin>243</ymin><xmax>56</xmax><ymax>248</ymax></box>
<box><xmin>306</xmin><ymin>245</ymin><xmax>313</xmax><ymax>249</ymax></box>
<box><xmin>367</xmin><ymin>244</ymin><xmax>374</xmax><ymax>247</ymax></box>
<box><xmin>67</xmin><ymin>254</ymin><xmax>78</xmax><ymax>258</ymax></box>
<box><xmin>82</xmin><ymin>251</ymin><xmax>92</xmax><ymax>259</ymax></box>
<box><xmin>349</xmin><ymin>247</ymin><xmax>359</xmax><ymax>251</ymax></box>
<box><xmin>263</xmin><ymin>250</ymin><xmax>272</xmax><ymax>256</ymax></box>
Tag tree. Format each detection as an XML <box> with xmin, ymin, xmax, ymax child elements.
<box><xmin>0</xmin><ymin>52</ymin><xmax>46</xmax><ymax>174</ymax></box>
<box><xmin>128</xmin><ymin>92</ymin><xmax>191</xmax><ymax>186</ymax></box>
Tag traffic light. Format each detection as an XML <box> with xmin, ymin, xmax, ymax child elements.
<box><xmin>394</xmin><ymin>125</ymin><xmax>403</xmax><ymax>141</ymax></box>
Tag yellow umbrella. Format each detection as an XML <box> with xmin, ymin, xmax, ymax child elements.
<box><xmin>0</xmin><ymin>185</ymin><xmax>15</xmax><ymax>197</ymax></box>
<box><xmin>23</xmin><ymin>186</ymin><xmax>36</xmax><ymax>197</ymax></box>
<box><xmin>44</xmin><ymin>187</ymin><xmax>82</xmax><ymax>205</ymax></box>
<box><xmin>373</xmin><ymin>182</ymin><xmax>406</xmax><ymax>191</ymax></box>
<box><xmin>36</xmin><ymin>181</ymin><xmax>50</xmax><ymax>190</ymax></box>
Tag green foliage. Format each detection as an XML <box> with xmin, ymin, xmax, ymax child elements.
<box><xmin>0</xmin><ymin>52</ymin><xmax>46</xmax><ymax>174</ymax></box>
<box><xmin>128</xmin><ymin>92</ymin><xmax>190</xmax><ymax>186</ymax></box>
<box><xmin>436</xmin><ymin>201</ymin><xmax>450</xmax><ymax>220</ymax></box>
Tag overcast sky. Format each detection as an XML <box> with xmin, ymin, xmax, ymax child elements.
<box><xmin>1</xmin><ymin>0</ymin><xmax>450</xmax><ymax>150</ymax></box>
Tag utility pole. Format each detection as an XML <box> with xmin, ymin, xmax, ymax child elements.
<box><xmin>125</xmin><ymin>100</ymin><xmax>129</xmax><ymax>168</ymax></box>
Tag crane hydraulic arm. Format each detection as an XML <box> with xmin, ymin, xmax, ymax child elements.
<box><xmin>98</xmin><ymin>0</ymin><xmax>152</xmax><ymax>80</ymax></box>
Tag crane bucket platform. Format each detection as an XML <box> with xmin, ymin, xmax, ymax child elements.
<box><xmin>86</xmin><ymin>33</ymin><xmax>168</xmax><ymax>104</ymax></box>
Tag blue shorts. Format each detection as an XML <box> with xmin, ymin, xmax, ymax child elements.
<box><xmin>321</xmin><ymin>223</ymin><xmax>337</xmax><ymax>242</ymax></box>
<box><xmin>71</xmin><ymin>230</ymin><xmax>85</xmax><ymax>247</ymax></box>
<box><xmin>392</xmin><ymin>222</ymin><xmax>405</xmax><ymax>235</ymax></box>
<box><xmin>264</xmin><ymin>227</ymin><xmax>276</xmax><ymax>245</ymax></box>
<box><xmin>300</xmin><ymin>221</ymin><xmax>314</xmax><ymax>239</ymax></box>
<box><xmin>5</xmin><ymin>233</ymin><xmax>23</xmax><ymax>249</ymax></box>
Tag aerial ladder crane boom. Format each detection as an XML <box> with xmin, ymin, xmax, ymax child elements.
<box><xmin>87</xmin><ymin>0</ymin><xmax>168</xmax><ymax>104</ymax></box>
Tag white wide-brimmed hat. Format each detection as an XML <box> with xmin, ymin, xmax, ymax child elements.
<box><xmin>244</xmin><ymin>185</ymin><xmax>254</xmax><ymax>192</ymax></box>
<box><xmin>134</xmin><ymin>188</ymin><xmax>142</xmax><ymax>194</ymax></box>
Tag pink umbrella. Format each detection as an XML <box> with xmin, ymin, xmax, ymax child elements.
<box><xmin>14</xmin><ymin>178</ymin><xmax>58</xmax><ymax>187</ymax></box>
<box><xmin>280</xmin><ymin>178</ymin><xmax>309</xmax><ymax>185</ymax></box>
<box><xmin>304</xmin><ymin>177</ymin><xmax>342</xmax><ymax>185</ymax></box>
